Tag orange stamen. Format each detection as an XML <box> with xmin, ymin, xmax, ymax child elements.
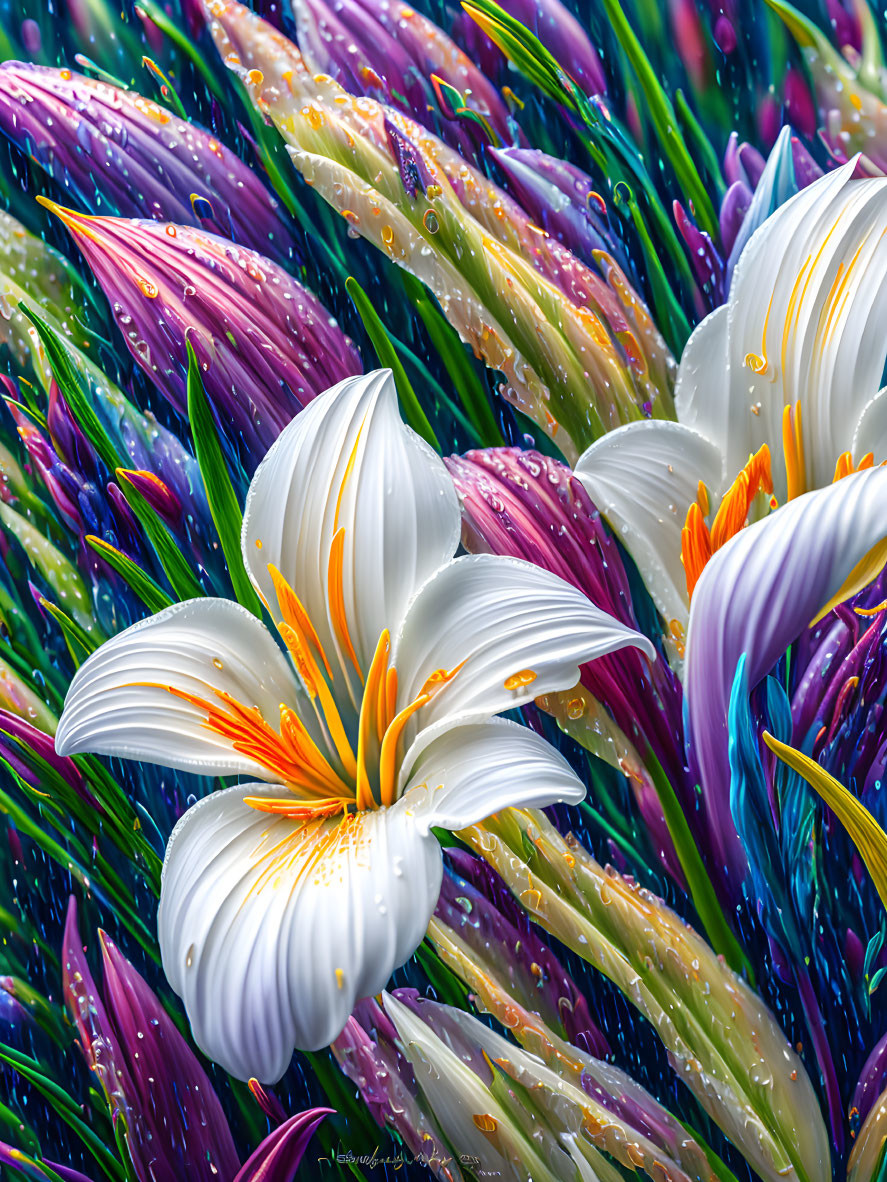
<box><xmin>833</xmin><ymin>450</ymin><xmax>875</xmax><ymax>483</ymax></box>
<box><xmin>277</xmin><ymin>620</ymin><xmax>358</xmax><ymax>781</ymax></box>
<box><xmin>383</xmin><ymin>667</ymin><xmax>398</xmax><ymax>739</ymax></box>
<box><xmin>710</xmin><ymin>443</ymin><xmax>772</xmax><ymax>550</ymax></box>
<box><xmin>279</xmin><ymin>707</ymin><xmax>349</xmax><ymax>796</ymax></box>
<box><xmin>682</xmin><ymin>445</ymin><xmax>772</xmax><ymax>599</ymax></box>
<box><xmin>243</xmin><ymin>795</ymin><xmax>349</xmax><ymax>819</ymax></box>
<box><xmin>419</xmin><ymin>660</ymin><xmax>467</xmax><ymax>699</ymax></box>
<box><xmin>680</xmin><ymin>501</ymin><xmax>712</xmax><ymax>599</ymax></box>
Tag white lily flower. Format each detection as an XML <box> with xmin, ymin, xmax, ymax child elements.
<box><xmin>54</xmin><ymin>369</ymin><xmax>654</xmax><ymax>1082</ymax></box>
<box><xmin>574</xmin><ymin>160</ymin><xmax>887</xmax><ymax>638</ymax></box>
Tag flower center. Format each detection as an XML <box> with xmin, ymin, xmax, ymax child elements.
<box><xmin>156</xmin><ymin>559</ymin><xmax>462</xmax><ymax>823</ymax></box>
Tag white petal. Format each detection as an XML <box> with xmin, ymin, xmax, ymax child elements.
<box><xmin>402</xmin><ymin>718</ymin><xmax>585</xmax><ymax>832</ymax></box>
<box><xmin>393</xmin><ymin>553</ymin><xmax>655</xmax><ymax>782</ymax></box>
<box><xmin>382</xmin><ymin>993</ymin><xmax>563</xmax><ymax>1182</ymax></box>
<box><xmin>686</xmin><ymin>466</ymin><xmax>887</xmax><ymax>879</ymax></box>
<box><xmin>852</xmin><ymin>386</ymin><xmax>887</xmax><ymax>461</ymax></box>
<box><xmin>724</xmin><ymin>125</ymin><xmax>798</xmax><ymax>283</ymax></box>
<box><xmin>241</xmin><ymin>369</ymin><xmax>460</xmax><ymax>689</ymax></box>
<box><xmin>676</xmin><ymin>161</ymin><xmax>887</xmax><ymax>497</ymax></box>
<box><xmin>158</xmin><ymin>784</ymin><xmax>442</xmax><ymax>1080</ymax></box>
<box><xmin>54</xmin><ymin>599</ymin><xmax>302</xmax><ymax>778</ymax></box>
<box><xmin>574</xmin><ymin>420</ymin><xmax>723</xmax><ymax>629</ymax></box>
<box><xmin>672</xmin><ymin>303</ymin><xmax>729</xmax><ymax>453</ymax></box>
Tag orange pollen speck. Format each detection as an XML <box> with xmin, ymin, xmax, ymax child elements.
<box><xmin>504</xmin><ymin>669</ymin><xmax>537</xmax><ymax>691</ymax></box>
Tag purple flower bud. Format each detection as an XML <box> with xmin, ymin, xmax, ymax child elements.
<box><xmin>63</xmin><ymin>898</ymin><xmax>241</xmax><ymax>1182</ymax></box>
<box><xmin>233</xmin><ymin>1109</ymin><xmax>332</xmax><ymax>1182</ymax></box>
<box><xmin>41</xmin><ymin>203</ymin><xmax>361</xmax><ymax>466</ymax></box>
<box><xmin>6</xmin><ymin>401</ymin><xmax>84</xmax><ymax>530</ymax></box>
<box><xmin>825</xmin><ymin>0</ymin><xmax>862</xmax><ymax>52</ymax></box>
<box><xmin>673</xmin><ymin>199</ymin><xmax>725</xmax><ymax>307</ymax></box>
<box><xmin>46</xmin><ymin>380</ymin><xmax>97</xmax><ymax>481</ymax></box>
<box><xmin>62</xmin><ymin>899</ymin><xmax>329</xmax><ymax>1182</ymax></box>
<box><xmin>491</xmin><ymin>147</ymin><xmax>630</xmax><ymax>272</ymax></box>
<box><xmin>0</xmin><ymin>63</ymin><xmax>295</xmax><ymax>263</ymax></box>
<box><xmin>116</xmin><ymin>469</ymin><xmax>182</xmax><ymax>528</ymax></box>
<box><xmin>853</xmin><ymin>1031</ymin><xmax>887</xmax><ymax>1124</ymax></box>
<box><xmin>718</xmin><ymin>179</ymin><xmax>752</xmax><ymax>257</ymax></box>
<box><xmin>0</xmin><ymin>710</ymin><xmax>98</xmax><ymax>809</ymax></box>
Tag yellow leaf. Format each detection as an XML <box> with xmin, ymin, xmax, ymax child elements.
<box><xmin>763</xmin><ymin>731</ymin><xmax>887</xmax><ymax>913</ymax></box>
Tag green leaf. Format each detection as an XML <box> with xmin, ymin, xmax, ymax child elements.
<box><xmin>345</xmin><ymin>276</ymin><xmax>439</xmax><ymax>450</ymax></box>
<box><xmin>0</xmin><ymin>1043</ymin><xmax>126</xmax><ymax>1181</ymax></box>
<box><xmin>461</xmin><ymin>0</ymin><xmax>575</xmax><ymax>109</ymax></box>
<box><xmin>38</xmin><ymin>598</ymin><xmax>99</xmax><ymax>665</ymax></box>
<box><xmin>85</xmin><ymin>536</ymin><xmax>173</xmax><ymax>616</ymax></box>
<box><xmin>116</xmin><ymin>473</ymin><xmax>203</xmax><ymax>602</ymax></box>
<box><xmin>18</xmin><ymin>304</ymin><xmax>125</xmax><ymax>474</ymax></box>
<box><xmin>185</xmin><ymin>342</ymin><xmax>263</xmax><ymax>618</ymax></box>
<box><xmin>400</xmin><ymin>272</ymin><xmax>504</xmax><ymax>446</ymax></box>
<box><xmin>589</xmin><ymin>0</ymin><xmax>718</xmax><ymax>238</ymax></box>
<box><xmin>645</xmin><ymin>746</ymin><xmax>755</xmax><ymax>981</ymax></box>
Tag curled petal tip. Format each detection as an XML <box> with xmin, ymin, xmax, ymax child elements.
<box><xmin>35</xmin><ymin>194</ymin><xmax>83</xmax><ymax>231</ymax></box>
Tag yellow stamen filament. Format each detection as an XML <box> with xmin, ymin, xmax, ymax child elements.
<box><xmin>384</xmin><ymin>667</ymin><xmax>398</xmax><ymax>735</ymax></box>
<box><xmin>242</xmin><ymin>795</ymin><xmax>349</xmax><ymax>819</ymax></box>
<box><xmin>334</xmin><ymin>423</ymin><xmax>365</xmax><ymax>531</ymax></box>
<box><xmin>355</xmin><ymin>629</ymin><xmax>391</xmax><ymax>810</ymax></box>
<box><xmin>419</xmin><ymin>662</ymin><xmax>467</xmax><ymax>698</ymax></box>
<box><xmin>782</xmin><ymin>401</ymin><xmax>806</xmax><ymax>501</ymax></box>
<box><xmin>279</xmin><ymin>620</ymin><xmax>358</xmax><ymax>781</ymax></box>
<box><xmin>378</xmin><ymin>693</ymin><xmax>430</xmax><ymax>807</ymax></box>
<box><xmin>744</xmin><ymin>291</ymin><xmax>774</xmax><ymax>373</ymax></box>
<box><xmin>780</xmin><ymin>257</ymin><xmax>811</xmax><ymax>379</ymax></box>
<box><xmin>856</xmin><ymin>599</ymin><xmax>887</xmax><ymax>617</ymax></box>
<box><xmin>327</xmin><ymin>527</ymin><xmax>363</xmax><ymax>679</ymax></box>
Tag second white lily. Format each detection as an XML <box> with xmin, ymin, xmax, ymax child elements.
<box><xmin>575</xmin><ymin>160</ymin><xmax>887</xmax><ymax>637</ymax></box>
<box><xmin>54</xmin><ymin>369</ymin><xmax>654</xmax><ymax>1082</ymax></box>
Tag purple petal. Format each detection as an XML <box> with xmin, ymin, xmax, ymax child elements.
<box><xmin>98</xmin><ymin>932</ymin><xmax>241</xmax><ymax>1182</ymax></box>
<box><xmin>0</xmin><ymin>63</ymin><xmax>294</xmax><ymax>262</ymax></box>
<box><xmin>234</xmin><ymin>1109</ymin><xmax>332</xmax><ymax>1182</ymax></box>
<box><xmin>45</xmin><ymin>206</ymin><xmax>361</xmax><ymax>468</ymax></box>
